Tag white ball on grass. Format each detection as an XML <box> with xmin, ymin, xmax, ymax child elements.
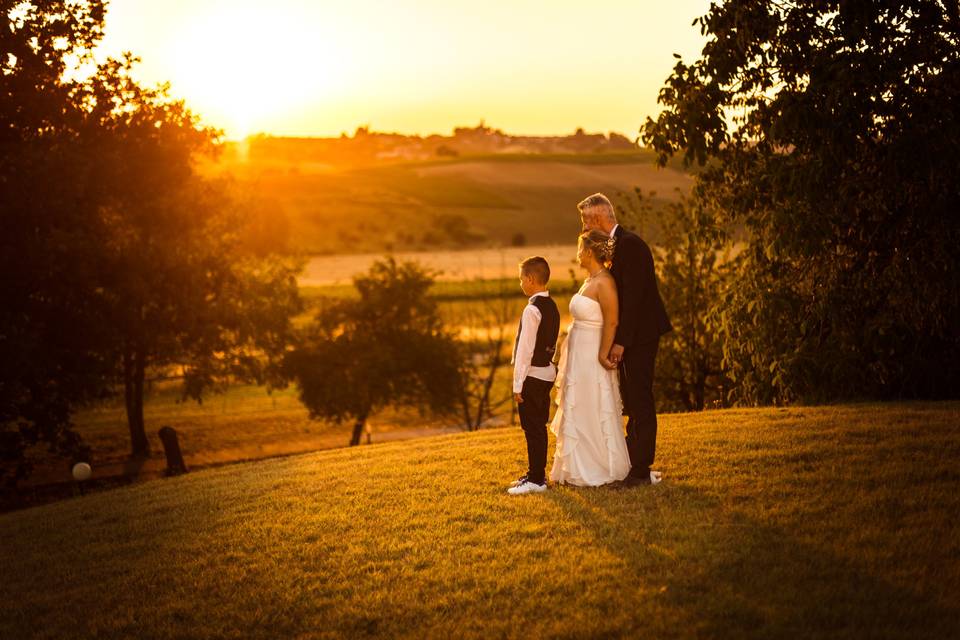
<box><xmin>72</xmin><ymin>462</ymin><xmax>92</xmax><ymax>482</ymax></box>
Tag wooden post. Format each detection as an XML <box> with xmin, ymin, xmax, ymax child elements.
<box><xmin>158</xmin><ymin>426</ymin><xmax>188</xmax><ymax>476</ymax></box>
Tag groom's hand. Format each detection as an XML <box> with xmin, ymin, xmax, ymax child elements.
<box><xmin>513</xmin><ymin>392</ymin><xmax>523</xmax><ymax>404</ymax></box>
<box><xmin>609</xmin><ymin>344</ymin><xmax>625</xmax><ymax>365</ymax></box>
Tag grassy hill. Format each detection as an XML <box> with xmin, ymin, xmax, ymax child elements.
<box><xmin>3</xmin><ymin>403</ymin><xmax>958</xmax><ymax>639</ymax></box>
<box><xmin>231</xmin><ymin>152</ymin><xmax>692</xmax><ymax>255</ymax></box>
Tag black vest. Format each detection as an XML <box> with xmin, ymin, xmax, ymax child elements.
<box><xmin>514</xmin><ymin>295</ymin><xmax>560</xmax><ymax>367</ymax></box>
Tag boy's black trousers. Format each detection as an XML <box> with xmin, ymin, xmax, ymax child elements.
<box><xmin>518</xmin><ymin>376</ymin><xmax>553</xmax><ymax>485</ymax></box>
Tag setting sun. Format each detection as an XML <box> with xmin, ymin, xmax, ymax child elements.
<box><xmin>95</xmin><ymin>0</ymin><xmax>712</xmax><ymax>138</ymax></box>
<box><xmin>164</xmin><ymin>6</ymin><xmax>348</xmax><ymax>138</ymax></box>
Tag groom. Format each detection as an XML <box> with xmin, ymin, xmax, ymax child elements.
<box><xmin>578</xmin><ymin>193</ymin><xmax>672</xmax><ymax>485</ymax></box>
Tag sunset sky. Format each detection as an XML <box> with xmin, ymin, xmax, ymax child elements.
<box><xmin>96</xmin><ymin>0</ymin><xmax>711</xmax><ymax>139</ymax></box>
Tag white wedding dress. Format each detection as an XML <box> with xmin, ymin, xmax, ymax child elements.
<box><xmin>549</xmin><ymin>291</ymin><xmax>631</xmax><ymax>486</ymax></box>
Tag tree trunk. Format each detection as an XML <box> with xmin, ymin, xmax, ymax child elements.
<box><xmin>695</xmin><ymin>374</ymin><xmax>705</xmax><ymax>411</ymax></box>
<box><xmin>475</xmin><ymin>340</ymin><xmax>503</xmax><ymax>429</ymax></box>
<box><xmin>460</xmin><ymin>393</ymin><xmax>475</xmax><ymax>431</ymax></box>
<box><xmin>124</xmin><ymin>345</ymin><xmax>150</xmax><ymax>457</ymax></box>
<box><xmin>349</xmin><ymin>410</ymin><xmax>369</xmax><ymax>447</ymax></box>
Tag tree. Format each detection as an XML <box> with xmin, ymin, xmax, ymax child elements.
<box><xmin>1</xmin><ymin>0</ymin><xmax>112</xmax><ymax>488</ymax></box>
<box><xmin>80</xmin><ymin>57</ymin><xmax>302</xmax><ymax>456</ymax></box>
<box><xmin>451</xmin><ymin>291</ymin><xmax>515</xmax><ymax>431</ymax></box>
<box><xmin>1</xmin><ymin>1</ymin><xmax>304</xmax><ymax>484</ymax></box>
<box><xmin>643</xmin><ymin>0</ymin><xmax>960</xmax><ymax>403</ymax></box>
<box><xmin>619</xmin><ymin>190</ymin><xmax>734</xmax><ymax>411</ymax></box>
<box><xmin>286</xmin><ymin>259</ymin><xmax>463</xmax><ymax>446</ymax></box>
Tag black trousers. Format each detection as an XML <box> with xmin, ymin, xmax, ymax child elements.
<box><xmin>619</xmin><ymin>338</ymin><xmax>660</xmax><ymax>478</ymax></box>
<box><xmin>517</xmin><ymin>376</ymin><xmax>552</xmax><ymax>484</ymax></box>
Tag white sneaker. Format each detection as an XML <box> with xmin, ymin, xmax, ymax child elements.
<box><xmin>507</xmin><ymin>480</ymin><xmax>547</xmax><ymax>495</ymax></box>
<box><xmin>509</xmin><ymin>474</ymin><xmax>528</xmax><ymax>488</ymax></box>
<box><xmin>650</xmin><ymin>471</ymin><xmax>663</xmax><ymax>485</ymax></box>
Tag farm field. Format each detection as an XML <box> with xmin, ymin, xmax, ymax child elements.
<box><xmin>299</xmin><ymin>243</ymin><xmax>579</xmax><ymax>286</ymax></box>
<box><xmin>3</xmin><ymin>403</ymin><xmax>958</xmax><ymax>639</ymax></box>
<box><xmin>226</xmin><ymin>152</ymin><xmax>692</xmax><ymax>255</ymax></box>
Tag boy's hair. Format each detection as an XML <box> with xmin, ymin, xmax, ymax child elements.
<box><xmin>519</xmin><ymin>256</ymin><xmax>550</xmax><ymax>285</ymax></box>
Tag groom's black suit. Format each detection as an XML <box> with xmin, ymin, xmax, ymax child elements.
<box><xmin>609</xmin><ymin>225</ymin><xmax>672</xmax><ymax>478</ymax></box>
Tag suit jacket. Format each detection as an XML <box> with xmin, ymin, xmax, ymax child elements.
<box><xmin>609</xmin><ymin>225</ymin><xmax>672</xmax><ymax>347</ymax></box>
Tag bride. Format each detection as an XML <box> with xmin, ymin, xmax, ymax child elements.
<box><xmin>550</xmin><ymin>229</ymin><xmax>631</xmax><ymax>486</ymax></box>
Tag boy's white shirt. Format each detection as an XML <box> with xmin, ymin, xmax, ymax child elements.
<box><xmin>511</xmin><ymin>291</ymin><xmax>558</xmax><ymax>394</ymax></box>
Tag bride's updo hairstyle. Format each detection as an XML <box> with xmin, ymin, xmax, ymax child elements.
<box><xmin>579</xmin><ymin>229</ymin><xmax>615</xmax><ymax>265</ymax></box>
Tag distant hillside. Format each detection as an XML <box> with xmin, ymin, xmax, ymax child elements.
<box><xmin>217</xmin><ymin>150</ymin><xmax>693</xmax><ymax>255</ymax></box>
<box><xmin>223</xmin><ymin>123</ymin><xmax>641</xmax><ymax>167</ymax></box>
<box><xmin>2</xmin><ymin>403</ymin><xmax>957</xmax><ymax>639</ymax></box>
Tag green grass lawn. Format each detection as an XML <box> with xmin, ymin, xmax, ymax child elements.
<box><xmin>3</xmin><ymin>403</ymin><xmax>958</xmax><ymax>639</ymax></box>
<box><xmin>62</xmin><ymin>383</ymin><xmax>472</xmax><ymax>475</ymax></box>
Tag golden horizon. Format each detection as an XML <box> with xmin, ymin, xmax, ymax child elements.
<box><xmin>95</xmin><ymin>0</ymin><xmax>711</xmax><ymax>139</ymax></box>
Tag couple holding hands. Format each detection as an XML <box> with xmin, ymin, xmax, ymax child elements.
<box><xmin>508</xmin><ymin>193</ymin><xmax>672</xmax><ymax>495</ymax></box>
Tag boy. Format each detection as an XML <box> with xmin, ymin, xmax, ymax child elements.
<box><xmin>508</xmin><ymin>256</ymin><xmax>560</xmax><ymax>495</ymax></box>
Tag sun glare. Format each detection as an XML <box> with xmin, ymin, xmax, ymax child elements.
<box><xmin>168</xmin><ymin>7</ymin><xmax>346</xmax><ymax>139</ymax></box>
<box><xmin>93</xmin><ymin>0</ymin><xmax>714</xmax><ymax>137</ymax></box>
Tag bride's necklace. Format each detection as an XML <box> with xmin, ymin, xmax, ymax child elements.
<box><xmin>585</xmin><ymin>266</ymin><xmax>606</xmax><ymax>281</ymax></box>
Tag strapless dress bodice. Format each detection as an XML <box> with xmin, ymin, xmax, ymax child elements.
<box><xmin>569</xmin><ymin>293</ymin><xmax>603</xmax><ymax>328</ymax></box>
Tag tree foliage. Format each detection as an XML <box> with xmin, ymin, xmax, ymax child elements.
<box><xmin>81</xmin><ymin>57</ymin><xmax>302</xmax><ymax>456</ymax></box>
<box><xmin>1</xmin><ymin>0</ymin><xmax>111</xmax><ymax>485</ymax></box>
<box><xmin>643</xmin><ymin>0</ymin><xmax>960</xmax><ymax>403</ymax></box>
<box><xmin>286</xmin><ymin>259</ymin><xmax>464</xmax><ymax>446</ymax></box>
<box><xmin>1</xmin><ymin>1</ymin><xmax>303</xmax><ymax>489</ymax></box>
<box><xmin>619</xmin><ymin>191</ymin><xmax>734</xmax><ymax>411</ymax></box>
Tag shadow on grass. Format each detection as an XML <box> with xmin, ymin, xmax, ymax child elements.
<box><xmin>545</xmin><ymin>481</ymin><xmax>958</xmax><ymax>639</ymax></box>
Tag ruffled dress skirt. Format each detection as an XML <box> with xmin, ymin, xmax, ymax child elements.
<box><xmin>549</xmin><ymin>314</ymin><xmax>631</xmax><ymax>486</ymax></box>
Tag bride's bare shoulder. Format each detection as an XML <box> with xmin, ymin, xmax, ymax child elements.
<box><xmin>598</xmin><ymin>271</ymin><xmax>617</xmax><ymax>289</ymax></box>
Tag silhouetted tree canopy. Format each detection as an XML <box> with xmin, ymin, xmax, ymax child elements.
<box><xmin>620</xmin><ymin>191</ymin><xmax>733</xmax><ymax>411</ymax></box>
<box><xmin>1</xmin><ymin>0</ymin><xmax>112</xmax><ymax>486</ymax></box>
<box><xmin>1</xmin><ymin>1</ymin><xmax>302</xmax><ymax>488</ymax></box>
<box><xmin>81</xmin><ymin>57</ymin><xmax>302</xmax><ymax>457</ymax></box>
<box><xmin>643</xmin><ymin>0</ymin><xmax>960</xmax><ymax>402</ymax></box>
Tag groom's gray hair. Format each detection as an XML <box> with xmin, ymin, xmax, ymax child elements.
<box><xmin>577</xmin><ymin>193</ymin><xmax>617</xmax><ymax>222</ymax></box>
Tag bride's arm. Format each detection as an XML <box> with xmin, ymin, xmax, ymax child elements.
<box><xmin>597</xmin><ymin>276</ymin><xmax>619</xmax><ymax>369</ymax></box>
